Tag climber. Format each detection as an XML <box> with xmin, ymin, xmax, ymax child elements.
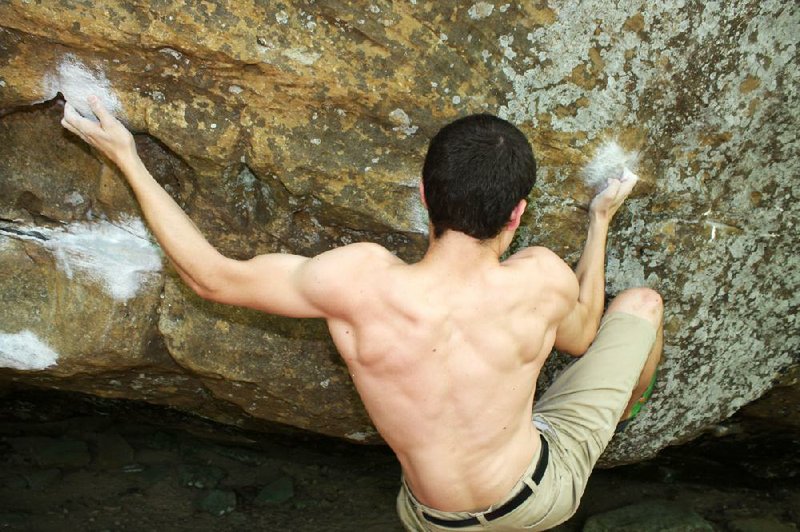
<box><xmin>62</xmin><ymin>96</ymin><xmax>662</xmax><ymax>531</ymax></box>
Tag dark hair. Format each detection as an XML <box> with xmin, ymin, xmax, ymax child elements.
<box><xmin>422</xmin><ymin>114</ymin><xmax>536</xmax><ymax>240</ymax></box>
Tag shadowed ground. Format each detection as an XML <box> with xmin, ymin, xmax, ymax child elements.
<box><xmin>0</xmin><ymin>389</ymin><xmax>797</xmax><ymax>531</ymax></box>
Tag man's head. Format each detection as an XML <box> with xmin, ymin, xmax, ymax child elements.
<box><xmin>421</xmin><ymin>114</ymin><xmax>536</xmax><ymax>241</ymax></box>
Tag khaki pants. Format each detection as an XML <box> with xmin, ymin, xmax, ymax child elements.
<box><xmin>397</xmin><ymin>312</ymin><xmax>657</xmax><ymax>531</ymax></box>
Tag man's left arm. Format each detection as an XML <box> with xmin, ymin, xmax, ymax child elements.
<box><xmin>553</xmin><ymin>172</ymin><xmax>638</xmax><ymax>355</ymax></box>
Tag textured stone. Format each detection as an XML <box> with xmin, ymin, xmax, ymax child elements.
<box><xmin>197</xmin><ymin>489</ymin><xmax>237</xmax><ymax>516</ymax></box>
<box><xmin>255</xmin><ymin>476</ymin><xmax>295</xmax><ymax>505</ymax></box>
<box><xmin>727</xmin><ymin>518</ymin><xmax>798</xmax><ymax>532</ymax></box>
<box><xmin>158</xmin><ymin>276</ymin><xmax>373</xmax><ymax>438</ymax></box>
<box><xmin>582</xmin><ymin>500</ymin><xmax>714</xmax><ymax>532</ymax></box>
<box><xmin>0</xmin><ymin>1</ymin><xmax>797</xmax><ymax>464</ymax></box>
<box><xmin>179</xmin><ymin>464</ymin><xmax>227</xmax><ymax>490</ymax></box>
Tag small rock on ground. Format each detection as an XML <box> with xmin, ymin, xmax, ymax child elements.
<box><xmin>255</xmin><ymin>475</ymin><xmax>294</xmax><ymax>505</ymax></box>
<box><xmin>727</xmin><ymin>517</ymin><xmax>798</xmax><ymax>532</ymax></box>
<box><xmin>582</xmin><ymin>500</ymin><xmax>714</xmax><ymax>532</ymax></box>
<box><xmin>197</xmin><ymin>489</ymin><xmax>236</xmax><ymax>516</ymax></box>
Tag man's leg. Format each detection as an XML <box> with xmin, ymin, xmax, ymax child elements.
<box><xmin>529</xmin><ymin>287</ymin><xmax>662</xmax><ymax>529</ymax></box>
<box><xmin>605</xmin><ymin>288</ymin><xmax>664</xmax><ymax>421</ymax></box>
<box><xmin>534</xmin><ymin>286</ymin><xmax>664</xmax><ymax>435</ymax></box>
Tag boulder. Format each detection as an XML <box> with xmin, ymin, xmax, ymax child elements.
<box><xmin>0</xmin><ymin>1</ymin><xmax>797</xmax><ymax>464</ymax></box>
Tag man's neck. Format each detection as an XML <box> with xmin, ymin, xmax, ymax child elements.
<box><xmin>419</xmin><ymin>230</ymin><xmax>507</xmax><ymax>273</ymax></box>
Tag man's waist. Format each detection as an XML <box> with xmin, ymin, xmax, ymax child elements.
<box><xmin>401</xmin><ymin>430</ymin><xmax>545</xmax><ymax>512</ymax></box>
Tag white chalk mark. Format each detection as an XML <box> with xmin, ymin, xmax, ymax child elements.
<box><xmin>42</xmin><ymin>217</ymin><xmax>162</xmax><ymax>301</ymax></box>
<box><xmin>43</xmin><ymin>54</ymin><xmax>122</xmax><ymax>121</ymax></box>
<box><xmin>4</xmin><ymin>217</ymin><xmax>162</xmax><ymax>301</ymax></box>
<box><xmin>345</xmin><ymin>431</ymin><xmax>375</xmax><ymax>441</ymax></box>
<box><xmin>583</xmin><ymin>141</ymin><xmax>639</xmax><ymax>190</ymax></box>
<box><xmin>0</xmin><ymin>330</ymin><xmax>59</xmax><ymax>370</ymax></box>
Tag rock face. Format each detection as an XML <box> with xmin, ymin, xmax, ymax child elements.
<box><xmin>0</xmin><ymin>1</ymin><xmax>797</xmax><ymax>463</ymax></box>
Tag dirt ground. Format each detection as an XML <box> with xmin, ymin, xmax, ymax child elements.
<box><xmin>0</xmin><ymin>389</ymin><xmax>797</xmax><ymax>531</ymax></box>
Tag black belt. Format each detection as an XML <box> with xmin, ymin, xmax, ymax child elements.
<box><xmin>422</xmin><ymin>433</ymin><xmax>550</xmax><ymax>528</ymax></box>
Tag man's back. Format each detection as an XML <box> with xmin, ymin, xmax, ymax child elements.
<box><xmin>324</xmin><ymin>238</ymin><xmax>576</xmax><ymax>512</ymax></box>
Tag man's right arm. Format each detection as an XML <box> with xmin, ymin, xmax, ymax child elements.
<box><xmin>61</xmin><ymin>96</ymin><xmax>390</xmax><ymax>320</ymax></box>
<box><xmin>554</xmin><ymin>172</ymin><xmax>638</xmax><ymax>355</ymax></box>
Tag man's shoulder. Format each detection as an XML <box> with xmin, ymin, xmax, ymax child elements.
<box><xmin>298</xmin><ymin>243</ymin><xmax>400</xmax><ymax>318</ymax></box>
<box><xmin>309</xmin><ymin>242</ymin><xmax>401</xmax><ymax>276</ymax></box>
<box><xmin>506</xmin><ymin>246</ymin><xmax>567</xmax><ymax>269</ymax></box>
<box><xmin>326</xmin><ymin>242</ymin><xmax>399</xmax><ymax>263</ymax></box>
<box><xmin>505</xmin><ymin>246</ymin><xmax>577</xmax><ymax>294</ymax></box>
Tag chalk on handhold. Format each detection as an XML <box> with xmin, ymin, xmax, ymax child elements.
<box><xmin>43</xmin><ymin>54</ymin><xmax>122</xmax><ymax>121</ymax></box>
<box><xmin>583</xmin><ymin>141</ymin><xmax>639</xmax><ymax>190</ymax></box>
<box><xmin>0</xmin><ymin>330</ymin><xmax>59</xmax><ymax>371</ymax></box>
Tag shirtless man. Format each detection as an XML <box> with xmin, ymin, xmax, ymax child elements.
<box><xmin>63</xmin><ymin>99</ymin><xmax>662</xmax><ymax>531</ymax></box>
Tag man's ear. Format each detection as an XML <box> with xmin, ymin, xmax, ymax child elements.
<box><xmin>419</xmin><ymin>181</ymin><xmax>428</xmax><ymax>209</ymax></box>
<box><xmin>506</xmin><ymin>199</ymin><xmax>527</xmax><ymax>232</ymax></box>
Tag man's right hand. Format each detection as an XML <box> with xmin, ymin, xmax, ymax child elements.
<box><xmin>61</xmin><ymin>96</ymin><xmax>138</xmax><ymax>170</ymax></box>
<box><xmin>589</xmin><ymin>168</ymin><xmax>639</xmax><ymax>221</ymax></box>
